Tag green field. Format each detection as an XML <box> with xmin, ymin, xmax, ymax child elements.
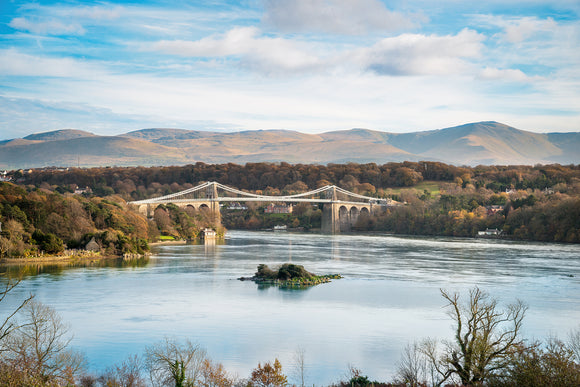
<box><xmin>158</xmin><ymin>235</ymin><xmax>176</xmax><ymax>240</ymax></box>
<box><xmin>385</xmin><ymin>180</ymin><xmax>442</xmax><ymax>196</ymax></box>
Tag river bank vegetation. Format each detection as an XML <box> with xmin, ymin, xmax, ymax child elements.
<box><xmin>1</xmin><ymin>279</ymin><xmax>578</xmax><ymax>386</ymax></box>
<box><xmin>0</xmin><ymin>181</ymin><xmax>222</xmax><ymax>259</ymax></box>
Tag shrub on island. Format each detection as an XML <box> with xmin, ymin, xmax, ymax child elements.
<box><xmin>239</xmin><ymin>263</ymin><xmax>341</xmax><ymax>288</ymax></box>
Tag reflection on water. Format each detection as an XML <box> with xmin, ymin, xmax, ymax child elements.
<box><xmin>0</xmin><ymin>231</ymin><xmax>578</xmax><ymax>384</ymax></box>
<box><xmin>0</xmin><ymin>256</ymin><xmax>150</xmax><ymax>278</ymax></box>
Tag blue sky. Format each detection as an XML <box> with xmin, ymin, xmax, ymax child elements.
<box><xmin>0</xmin><ymin>0</ymin><xmax>579</xmax><ymax>139</ymax></box>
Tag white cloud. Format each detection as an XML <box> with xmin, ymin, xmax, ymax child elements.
<box><xmin>7</xmin><ymin>4</ymin><xmax>121</xmax><ymax>36</ymax></box>
<box><xmin>472</xmin><ymin>15</ymin><xmax>560</xmax><ymax>43</ymax></box>
<box><xmin>149</xmin><ymin>27</ymin><xmax>327</xmax><ymax>74</ymax></box>
<box><xmin>64</xmin><ymin>6</ymin><xmax>122</xmax><ymax>20</ymax></box>
<box><xmin>148</xmin><ymin>27</ymin><xmax>490</xmax><ymax>77</ymax></box>
<box><xmin>9</xmin><ymin>17</ymin><xmax>85</xmax><ymax>35</ymax></box>
<box><xmin>262</xmin><ymin>0</ymin><xmax>418</xmax><ymax>35</ymax></box>
<box><xmin>470</xmin><ymin>15</ymin><xmax>580</xmax><ymax>80</ymax></box>
<box><xmin>0</xmin><ymin>49</ymin><xmax>104</xmax><ymax>78</ymax></box>
<box><xmin>503</xmin><ymin>17</ymin><xmax>557</xmax><ymax>43</ymax></box>
<box><xmin>356</xmin><ymin>29</ymin><xmax>484</xmax><ymax>76</ymax></box>
<box><xmin>478</xmin><ymin>67</ymin><xmax>532</xmax><ymax>82</ymax></box>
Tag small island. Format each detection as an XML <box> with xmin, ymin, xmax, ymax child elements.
<box><xmin>238</xmin><ymin>263</ymin><xmax>342</xmax><ymax>288</ymax></box>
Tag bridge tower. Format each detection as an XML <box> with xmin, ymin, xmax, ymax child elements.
<box><xmin>206</xmin><ymin>181</ymin><xmax>221</xmax><ymax>223</ymax></box>
<box><xmin>321</xmin><ymin>186</ymin><xmax>339</xmax><ymax>234</ymax></box>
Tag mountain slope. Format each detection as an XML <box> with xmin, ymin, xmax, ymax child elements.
<box><xmin>322</xmin><ymin>122</ymin><xmax>575</xmax><ymax>165</ymax></box>
<box><xmin>546</xmin><ymin>132</ymin><xmax>580</xmax><ymax>164</ymax></box>
<box><xmin>0</xmin><ymin>122</ymin><xmax>577</xmax><ymax>169</ymax></box>
<box><xmin>394</xmin><ymin>122</ymin><xmax>562</xmax><ymax>164</ymax></box>
<box><xmin>23</xmin><ymin>129</ymin><xmax>96</xmax><ymax>142</ymax></box>
<box><xmin>0</xmin><ymin>136</ymin><xmax>188</xmax><ymax>169</ymax></box>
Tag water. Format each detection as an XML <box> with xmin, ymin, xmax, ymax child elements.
<box><xmin>1</xmin><ymin>231</ymin><xmax>579</xmax><ymax>384</ymax></box>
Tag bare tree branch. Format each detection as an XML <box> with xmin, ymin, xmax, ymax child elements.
<box><xmin>421</xmin><ymin>287</ymin><xmax>527</xmax><ymax>385</ymax></box>
<box><xmin>0</xmin><ymin>277</ymin><xmax>34</xmax><ymax>347</ymax></box>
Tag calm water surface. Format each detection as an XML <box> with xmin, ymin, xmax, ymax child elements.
<box><xmin>2</xmin><ymin>231</ymin><xmax>579</xmax><ymax>384</ymax></box>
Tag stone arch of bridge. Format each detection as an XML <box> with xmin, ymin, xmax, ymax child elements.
<box><xmin>338</xmin><ymin>205</ymin><xmax>350</xmax><ymax>232</ymax></box>
<box><xmin>349</xmin><ymin>207</ymin><xmax>360</xmax><ymax>227</ymax></box>
<box><xmin>155</xmin><ymin>204</ymin><xmax>168</xmax><ymax>212</ymax></box>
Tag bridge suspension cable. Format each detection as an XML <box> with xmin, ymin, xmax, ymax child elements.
<box><xmin>129</xmin><ymin>181</ymin><xmax>380</xmax><ymax>205</ymax></box>
<box><xmin>333</xmin><ymin>186</ymin><xmax>378</xmax><ymax>201</ymax></box>
<box><xmin>214</xmin><ymin>182</ymin><xmax>333</xmax><ymax>200</ymax></box>
<box><xmin>132</xmin><ymin>181</ymin><xmax>213</xmax><ymax>203</ymax></box>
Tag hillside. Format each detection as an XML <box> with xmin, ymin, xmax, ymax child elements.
<box><xmin>0</xmin><ymin>122</ymin><xmax>577</xmax><ymax>169</ymax></box>
<box><xmin>0</xmin><ymin>136</ymin><xmax>189</xmax><ymax>169</ymax></box>
<box><xmin>23</xmin><ymin>129</ymin><xmax>96</xmax><ymax>142</ymax></box>
<box><xmin>386</xmin><ymin>122</ymin><xmax>566</xmax><ymax>165</ymax></box>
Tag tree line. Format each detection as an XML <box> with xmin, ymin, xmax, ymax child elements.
<box><xmin>356</xmin><ymin>184</ymin><xmax>580</xmax><ymax>242</ymax></box>
<box><xmin>14</xmin><ymin>162</ymin><xmax>580</xmax><ymax>200</ymax></box>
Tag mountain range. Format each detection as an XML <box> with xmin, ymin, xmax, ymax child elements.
<box><xmin>0</xmin><ymin>122</ymin><xmax>578</xmax><ymax>169</ymax></box>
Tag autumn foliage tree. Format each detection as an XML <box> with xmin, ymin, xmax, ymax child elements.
<box><xmin>249</xmin><ymin>358</ymin><xmax>288</xmax><ymax>387</ymax></box>
<box><xmin>0</xmin><ymin>182</ymin><xmax>149</xmax><ymax>257</ymax></box>
<box><xmin>199</xmin><ymin>358</ymin><xmax>235</xmax><ymax>387</ymax></box>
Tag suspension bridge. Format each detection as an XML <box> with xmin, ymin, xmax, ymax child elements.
<box><xmin>129</xmin><ymin>181</ymin><xmax>399</xmax><ymax>233</ymax></box>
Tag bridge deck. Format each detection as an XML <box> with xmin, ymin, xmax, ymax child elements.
<box><xmin>133</xmin><ymin>198</ymin><xmax>381</xmax><ymax>206</ymax></box>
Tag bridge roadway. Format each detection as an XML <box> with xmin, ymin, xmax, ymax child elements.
<box><xmin>146</xmin><ymin>197</ymin><xmax>371</xmax><ymax>204</ymax></box>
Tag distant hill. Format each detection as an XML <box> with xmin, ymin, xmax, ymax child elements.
<box><xmin>23</xmin><ymin>129</ymin><xmax>96</xmax><ymax>142</ymax></box>
<box><xmin>0</xmin><ymin>136</ymin><xmax>188</xmax><ymax>169</ymax></box>
<box><xmin>383</xmin><ymin>122</ymin><xmax>567</xmax><ymax>165</ymax></box>
<box><xmin>0</xmin><ymin>122</ymin><xmax>578</xmax><ymax>169</ymax></box>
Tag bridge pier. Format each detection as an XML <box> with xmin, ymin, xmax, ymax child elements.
<box><xmin>322</xmin><ymin>203</ymin><xmax>340</xmax><ymax>234</ymax></box>
<box><xmin>136</xmin><ymin>204</ymin><xmax>153</xmax><ymax>218</ymax></box>
<box><xmin>322</xmin><ymin>202</ymin><xmax>372</xmax><ymax>234</ymax></box>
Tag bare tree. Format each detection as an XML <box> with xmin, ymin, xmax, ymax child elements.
<box><xmin>0</xmin><ymin>277</ymin><xmax>33</xmax><ymax>348</ymax></box>
<box><xmin>3</xmin><ymin>300</ymin><xmax>86</xmax><ymax>385</ymax></box>
<box><xmin>98</xmin><ymin>354</ymin><xmax>147</xmax><ymax>387</ymax></box>
<box><xmin>395</xmin><ymin>342</ymin><xmax>429</xmax><ymax>387</ymax></box>
<box><xmin>569</xmin><ymin>327</ymin><xmax>580</xmax><ymax>363</ymax></box>
<box><xmin>291</xmin><ymin>347</ymin><xmax>307</xmax><ymax>387</ymax></box>
<box><xmin>145</xmin><ymin>337</ymin><xmax>207</xmax><ymax>387</ymax></box>
<box><xmin>420</xmin><ymin>287</ymin><xmax>527</xmax><ymax>386</ymax></box>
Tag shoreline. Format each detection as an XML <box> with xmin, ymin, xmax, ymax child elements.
<box><xmin>1</xmin><ymin>238</ymin><xmax>201</xmax><ymax>265</ymax></box>
<box><xmin>0</xmin><ymin>252</ymin><xmax>148</xmax><ymax>266</ymax></box>
<box><xmin>0</xmin><ymin>254</ymin><xmax>111</xmax><ymax>266</ymax></box>
<box><xmin>149</xmin><ymin>240</ymin><xmax>189</xmax><ymax>246</ymax></box>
